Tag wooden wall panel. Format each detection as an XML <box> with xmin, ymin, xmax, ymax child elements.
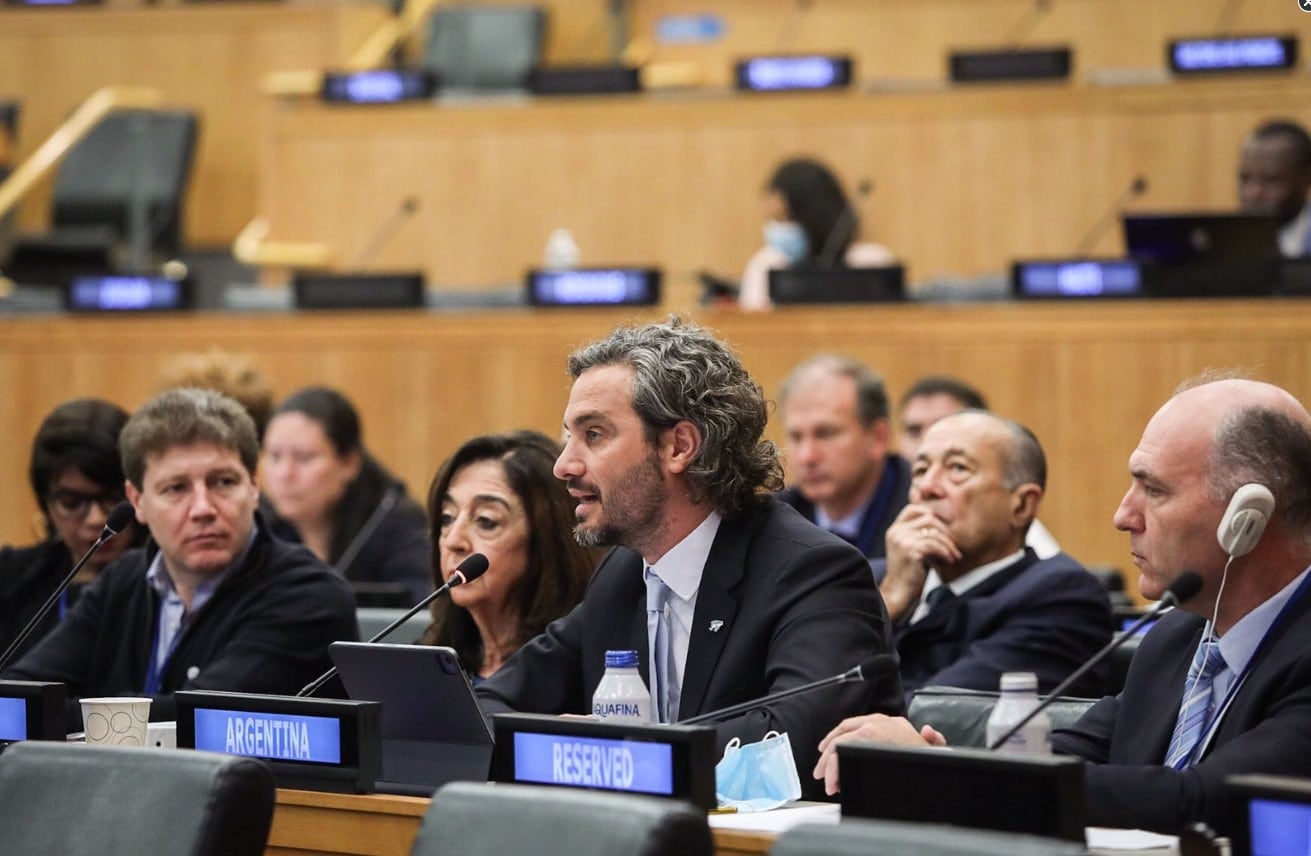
<box><xmin>3</xmin><ymin>300</ymin><xmax>1311</xmax><ymax>604</ymax></box>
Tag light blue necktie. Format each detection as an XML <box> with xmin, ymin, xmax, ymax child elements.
<box><xmin>1164</xmin><ymin>638</ymin><xmax>1228</xmax><ymax>769</ymax></box>
<box><xmin>645</xmin><ymin>570</ymin><xmax>671</xmax><ymax>724</ymax></box>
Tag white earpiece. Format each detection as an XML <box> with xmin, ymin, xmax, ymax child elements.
<box><xmin>1216</xmin><ymin>483</ymin><xmax>1276</xmax><ymax>558</ymax></box>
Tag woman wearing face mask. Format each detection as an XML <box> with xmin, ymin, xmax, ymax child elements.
<box><xmin>739</xmin><ymin>157</ymin><xmax>894</xmax><ymax>311</ymax></box>
<box><xmin>419</xmin><ymin>431</ymin><xmax>601</xmax><ymax>682</ymax></box>
<box><xmin>0</xmin><ymin>399</ymin><xmax>145</xmax><ymax>659</ymax></box>
<box><xmin>263</xmin><ymin>386</ymin><xmax>432</xmax><ymax>603</ymax></box>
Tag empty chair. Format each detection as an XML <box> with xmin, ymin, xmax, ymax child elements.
<box><xmin>907</xmin><ymin>685</ymin><xmax>1097</xmax><ymax>748</ymax></box>
<box><xmin>6</xmin><ymin>108</ymin><xmax>198</xmax><ymax>284</ymax></box>
<box><xmin>422</xmin><ymin>5</ymin><xmax>546</xmax><ymax>92</ymax></box>
<box><xmin>411</xmin><ymin>781</ymin><xmax>712</xmax><ymax>856</ymax></box>
<box><xmin>0</xmin><ymin>740</ymin><xmax>274</xmax><ymax>856</ymax></box>
<box><xmin>770</xmin><ymin>819</ymin><xmax>1088</xmax><ymax>856</ymax></box>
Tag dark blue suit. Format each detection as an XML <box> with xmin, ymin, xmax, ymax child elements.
<box><xmin>883</xmin><ymin>549</ymin><xmax>1113</xmax><ymax>699</ymax></box>
<box><xmin>1053</xmin><ymin>580</ymin><xmax>1311</xmax><ymax>834</ymax></box>
<box><xmin>777</xmin><ymin>454</ymin><xmax>912</xmax><ymax>561</ymax></box>
<box><xmin>476</xmin><ymin>497</ymin><xmax>904</xmax><ymax>800</ymax></box>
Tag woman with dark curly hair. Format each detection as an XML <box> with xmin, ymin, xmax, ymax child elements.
<box><xmin>0</xmin><ymin>398</ymin><xmax>145</xmax><ymax>658</ymax></box>
<box><xmin>420</xmin><ymin>431</ymin><xmax>601</xmax><ymax>680</ymax></box>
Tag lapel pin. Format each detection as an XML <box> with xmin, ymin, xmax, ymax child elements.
<box><xmin>708</xmin><ymin>620</ymin><xmax>724</xmax><ymax>633</ymax></box>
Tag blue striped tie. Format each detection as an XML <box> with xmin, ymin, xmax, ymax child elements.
<box><xmin>645</xmin><ymin>570</ymin><xmax>671</xmax><ymax>724</ymax></box>
<box><xmin>1164</xmin><ymin>639</ymin><xmax>1227</xmax><ymax>769</ymax></box>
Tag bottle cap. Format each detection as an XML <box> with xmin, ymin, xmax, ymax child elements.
<box><xmin>999</xmin><ymin>672</ymin><xmax>1039</xmax><ymax>691</ymax></box>
<box><xmin>604</xmin><ymin>650</ymin><xmax>640</xmax><ymax>669</ymax></box>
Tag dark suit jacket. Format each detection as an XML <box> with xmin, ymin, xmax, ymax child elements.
<box><xmin>887</xmin><ymin>549</ymin><xmax>1113</xmax><ymax>699</ymax></box>
<box><xmin>1052</xmin><ymin>583</ymin><xmax>1311</xmax><ymax>834</ymax></box>
<box><xmin>476</xmin><ymin>497</ymin><xmax>904</xmax><ymax>799</ymax></box>
<box><xmin>776</xmin><ymin>454</ymin><xmax>912</xmax><ymax>561</ymax></box>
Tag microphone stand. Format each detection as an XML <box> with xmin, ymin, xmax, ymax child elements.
<box><xmin>678</xmin><ymin>657</ymin><xmax>893</xmax><ymax>726</ymax></box>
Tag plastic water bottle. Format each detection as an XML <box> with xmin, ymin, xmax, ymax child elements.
<box><xmin>543</xmin><ymin>228</ymin><xmax>580</xmax><ymax>270</ymax></box>
<box><xmin>591</xmin><ymin>650</ymin><xmax>651</xmax><ymax>724</ymax></box>
<box><xmin>986</xmin><ymin>672</ymin><xmax>1051</xmax><ymax>755</ymax></box>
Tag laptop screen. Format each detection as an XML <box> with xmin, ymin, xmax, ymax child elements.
<box><xmin>1122</xmin><ymin>213</ymin><xmax>1280</xmax><ymax>264</ymax></box>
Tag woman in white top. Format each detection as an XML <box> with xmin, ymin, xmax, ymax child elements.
<box><xmin>739</xmin><ymin>157</ymin><xmax>894</xmax><ymax>311</ymax></box>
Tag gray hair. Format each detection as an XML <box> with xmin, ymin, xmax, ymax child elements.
<box><xmin>779</xmin><ymin>354</ymin><xmax>889</xmax><ymax>426</ymax></box>
<box><xmin>566</xmin><ymin>316</ymin><xmax>783</xmax><ymax>517</ymax></box>
<box><xmin>1210</xmin><ymin>406</ymin><xmax>1311</xmax><ymax>534</ymax></box>
<box><xmin>120</xmin><ymin>388</ymin><xmax>259</xmax><ymax>489</ymax></box>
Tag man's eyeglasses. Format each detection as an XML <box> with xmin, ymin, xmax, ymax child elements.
<box><xmin>47</xmin><ymin>489</ymin><xmax>125</xmax><ymax>520</ymax></box>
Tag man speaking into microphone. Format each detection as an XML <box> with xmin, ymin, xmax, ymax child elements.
<box><xmin>476</xmin><ymin>317</ymin><xmax>903</xmax><ymax>797</ymax></box>
<box><xmin>813</xmin><ymin>375</ymin><xmax>1311</xmax><ymax>834</ymax></box>
<box><xmin>3</xmin><ymin>388</ymin><xmax>358</xmax><ymax>727</ymax></box>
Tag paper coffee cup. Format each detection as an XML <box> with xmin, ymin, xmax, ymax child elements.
<box><xmin>80</xmin><ymin>697</ymin><xmax>151</xmax><ymax>746</ymax></box>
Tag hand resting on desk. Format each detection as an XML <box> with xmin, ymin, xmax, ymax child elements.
<box><xmin>812</xmin><ymin>714</ymin><xmax>947</xmax><ymax>796</ymax></box>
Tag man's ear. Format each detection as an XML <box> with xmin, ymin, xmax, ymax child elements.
<box><xmin>664</xmin><ymin>420</ymin><xmax>702</xmax><ymax>475</ymax></box>
<box><xmin>124</xmin><ymin>480</ymin><xmax>147</xmax><ymax>526</ymax></box>
<box><xmin>1011</xmin><ymin>483</ymin><xmax>1043</xmax><ymax>527</ymax></box>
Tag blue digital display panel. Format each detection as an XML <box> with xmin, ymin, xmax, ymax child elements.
<box><xmin>0</xmin><ymin>697</ymin><xmax>27</xmax><ymax>741</ymax></box>
<box><xmin>735</xmin><ymin>56</ymin><xmax>853</xmax><ymax>92</ymax></box>
<box><xmin>1170</xmin><ymin>37</ymin><xmax>1297</xmax><ymax>74</ymax></box>
<box><xmin>512</xmin><ymin>732</ymin><xmax>674</xmax><ymax>796</ymax></box>
<box><xmin>67</xmin><ymin>276</ymin><xmax>188</xmax><ymax>311</ymax></box>
<box><xmin>528</xmin><ymin>268</ymin><xmax>658</xmax><ymax>306</ymax></box>
<box><xmin>1015</xmin><ymin>261</ymin><xmax>1142</xmax><ymax>299</ymax></box>
<box><xmin>1249</xmin><ymin>798</ymin><xmax>1311</xmax><ymax>856</ymax></box>
<box><xmin>193</xmin><ymin>708</ymin><xmax>342</xmax><ymax>765</ymax></box>
<box><xmin>322</xmin><ymin>70</ymin><xmax>436</xmax><ymax>104</ymax></box>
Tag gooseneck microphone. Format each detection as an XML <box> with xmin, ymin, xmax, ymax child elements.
<box><xmin>817</xmin><ymin>179</ymin><xmax>874</xmax><ymax>269</ymax></box>
<box><xmin>986</xmin><ymin>570</ymin><xmax>1204</xmax><ymax>751</ymax></box>
<box><xmin>0</xmin><ymin>501</ymin><xmax>136</xmax><ymax>673</ymax></box>
<box><xmin>350</xmin><ymin>195</ymin><xmax>420</xmax><ymax>272</ymax></box>
<box><xmin>1071</xmin><ymin>174</ymin><xmax>1149</xmax><ymax>258</ymax></box>
<box><xmin>296</xmin><ymin>552</ymin><xmax>489</xmax><ymax>697</ymax></box>
<box><xmin>678</xmin><ymin>653</ymin><xmax>899</xmax><ymax>726</ymax></box>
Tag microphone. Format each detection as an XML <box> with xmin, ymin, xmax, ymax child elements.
<box><xmin>986</xmin><ymin>570</ymin><xmax>1203</xmax><ymax>751</ymax></box>
<box><xmin>0</xmin><ymin>501</ymin><xmax>136</xmax><ymax>672</ymax></box>
<box><xmin>296</xmin><ymin>552</ymin><xmax>489</xmax><ymax>697</ymax></box>
<box><xmin>816</xmin><ymin>179</ymin><xmax>874</xmax><ymax>269</ymax></box>
<box><xmin>999</xmin><ymin>0</ymin><xmax>1054</xmax><ymax>50</ymax></box>
<box><xmin>678</xmin><ymin>653</ymin><xmax>899</xmax><ymax>726</ymax></box>
<box><xmin>349</xmin><ymin>195</ymin><xmax>420</xmax><ymax>272</ymax></box>
<box><xmin>772</xmin><ymin>0</ymin><xmax>814</xmax><ymax>53</ymax></box>
<box><xmin>1070</xmin><ymin>174</ymin><xmax>1149</xmax><ymax>258</ymax></box>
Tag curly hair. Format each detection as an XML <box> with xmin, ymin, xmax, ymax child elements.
<box><xmin>566</xmin><ymin>316</ymin><xmax>783</xmax><ymax>517</ymax></box>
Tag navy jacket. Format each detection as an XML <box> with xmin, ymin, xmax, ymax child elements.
<box><xmin>777</xmin><ymin>454</ymin><xmax>912</xmax><ymax>561</ymax></box>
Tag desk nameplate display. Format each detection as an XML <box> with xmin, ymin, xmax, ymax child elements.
<box><xmin>734</xmin><ymin>55</ymin><xmax>853</xmax><ymax>92</ymax></box>
<box><xmin>1011</xmin><ymin>259</ymin><xmax>1143</xmax><ymax>299</ymax></box>
<box><xmin>1168</xmin><ymin>36</ymin><xmax>1298</xmax><ymax>76</ymax></box>
<box><xmin>490</xmin><ymin>713</ymin><xmax>717</xmax><ymax>810</ymax></box>
<box><xmin>526</xmin><ymin>267</ymin><xmax>661</xmax><ymax>307</ymax></box>
<box><xmin>0</xmin><ymin>681</ymin><xmax>65</xmax><ymax>742</ymax></box>
<box><xmin>176</xmin><ymin>690</ymin><xmax>381</xmax><ymax>794</ymax></box>
<box><xmin>65</xmin><ymin>274</ymin><xmax>195</xmax><ymax>312</ymax></box>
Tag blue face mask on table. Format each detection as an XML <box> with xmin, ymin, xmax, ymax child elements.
<box><xmin>714</xmin><ymin>731</ymin><xmax>802</xmax><ymax>812</ymax></box>
<box><xmin>763</xmin><ymin>220</ymin><xmax>809</xmax><ymax>263</ymax></box>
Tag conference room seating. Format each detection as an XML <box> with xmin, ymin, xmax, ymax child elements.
<box><xmin>356</xmin><ymin>605</ymin><xmax>432</xmax><ymax>644</ymax></box>
<box><xmin>907</xmin><ymin>686</ymin><xmax>1098</xmax><ymax>748</ymax></box>
<box><xmin>5</xmin><ymin>108</ymin><xmax>198</xmax><ymax>285</ymax></box>
<box><xmin>411</xmin><ymin>781</ymin><xmax>713</xmax><ymax>856</ymax></box>
<box><xmin>422</xmin><ymin>5</ymin><xmax>546</xmax><ymax>92</ymax></box>
<box><xmin>0</xmin><ymin>740</ymin><xmax>275</xmax><ymax>855</ymax></box>
<box><xmin>769</xmin><ymin>818</ymin><xmax>1088</xmax><ymax>856</ymax></box>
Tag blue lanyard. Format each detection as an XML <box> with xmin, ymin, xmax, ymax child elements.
<box><xmin>1173</xmin><ymin>568</ymin><xmax>1311</xmax><ymax>768</ymax></box>
<box><xmin>143</xmin><ymin>609</ymin><xmax>184</xmax><ymax>696</ymax></box>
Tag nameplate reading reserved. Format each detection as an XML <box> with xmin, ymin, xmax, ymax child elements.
<box><xmin>490</xmin><ymin>713</ymin><xmax>718</xmax><ymax>810</ymax></box>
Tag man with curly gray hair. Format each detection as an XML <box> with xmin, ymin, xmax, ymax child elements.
<box><xmin>477</xmin><ymin>317</ymin><xmax>902</xmax><ymax>797</ymax></box>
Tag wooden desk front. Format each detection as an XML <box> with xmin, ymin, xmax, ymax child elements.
<box><xmin>268</xmin><ymin>788</ymin><xmax>774</xmax><ymax>856</ymax></box>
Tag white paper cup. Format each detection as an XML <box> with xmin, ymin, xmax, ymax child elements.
<box><xmin>80</xmin><ymin>697</ymin><xmax>151</xmax><ymax>746</ymax></box>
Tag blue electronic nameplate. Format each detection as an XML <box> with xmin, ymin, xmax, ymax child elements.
<box><xmin>513</xmin><ymin>732</ymin><xmax>674</xmax><ymax>796</ymax></box>
<box><xmin>527</xmin><ymin>268</ymin><xmax>660</xmax><ymax>307</ymax></box>
<box><xmin>322</xmin><ymin>70</ymin><xmax>437</xmax><ymax>104</ymax></box>
<box><xmin>1013</xmin><ymin>261</ymin><xmax>1142</xmax><ymax>299</ymax></box>
<box><xmin>194</xmin><ymin>708</ymin><xmax>342</xmax><ymax>765</ymax></box>
<box><xmin>1249</xmin><ymin>798</ymin><xmax>1311</xmax><ymax>856</ymax></box>
<box><xmin>0</xmin><ymin>697</ymin><xmax>27</xmax><ymax>741</ymax></box>
<box><xmin>735</xmin><ymin>56</ymin><xmax>853</xmax><ymax>92</ymax></box>
<box><xmin>66</xmin><ymin>275</ymin><xmax>191</xmax><ymax>312</ymax></box>
<box><xmin>1169</xmin><ymin>37</ymin><xmax>1298</xmax><ymax>75</ymax></box>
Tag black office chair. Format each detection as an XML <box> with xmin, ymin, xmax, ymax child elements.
<box><xmin>907</xmin><ymin>685</ymin><xmax>1097</xmax><ymax>748</ymax></box>
<box><xmin>0</xmin><ymin>740</ymin><xmax>275</xmax><ymax>855</ymax></box>
<box><xmin>411</xmin><ymin>781</ymin><xmax>713</xmax><ymax>856</ymax></box>
<box><xmin>770</xmin><ymin>819</ymin><xmax>1088</xmax><ymax>856</ymax></box>
<box><xmin>422</xmin><ymin>5</ymin><xmax>546</xmax><ymax>92</ymax></box>
<box><xmin>6</xmin><ymin>108</ymin><xmax>199</xmax><ymax>285</ymax></box>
